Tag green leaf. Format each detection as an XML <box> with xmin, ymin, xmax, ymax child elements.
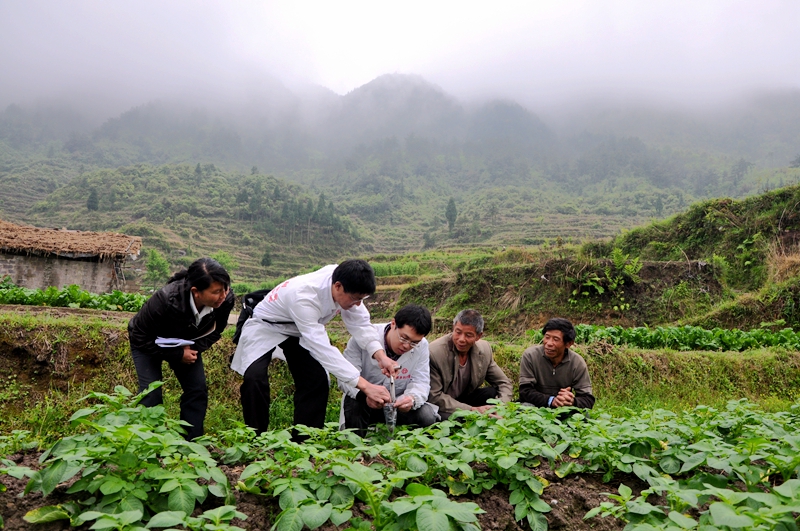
<box><xmin>407</xmin><ymin>483</ymin><xmax>433</xmax><ymax>496</ymax></box>
<box><xmin>168</xmin><ymin>485</ymin><xmax>197</xmax><ymax>514</ymax></box>
<box><xmin>416</xmin><ymin>504</ymin><xmax>451</xmax><ymax>531</ymax></box>
<box><xmin>69</xmin><ymin>408</ymin><xmax>96</xmax><ymax>423</ymax></box>
<box><xmin>618</xmin><ymin>483</ymin><xmax>632</xmax><ymax>498</ymax></box>
<box><xmin>23</xmin><ymin>505</ymin><xmax>71</xmax><ymax>523</ymax></box>
<box><xmin>329</xmin><ymin>484</ymin><xmax>354</xmax><ymax>508</ymax></box>
<box><xmin>406</xmin><ymin>455</ymin><xmax>429</xmax><ymax>473</ymax></box>
<box><xmin>279</xmin><ymin>486</ymin><xmax>313</xmax><ymax>510</ymax></box>
<box><xmin>146</xmin><ymin>511</ymin><xmax>187</xmax><ymax>528</ymax></box>
<box><xmin>274</xmin><ymin>507</ymin><xmax>304</xmax><ymax>531</ymax></box>
<box><xmin>99</xmin><ymin>475</ymin><xmax>127</xmax><ymax>495</ymax></box>
<box><xmin>497</xmin><ymin>455</ymin><xmax>518</xmax><ymax>469</ymax></box>
<box><xmin>708</xmin><ymin>502</ymin><xmax>754</xmax><ymax>528</ymax></box>
<box><xmin>330</xmin><ymin>509</ymin><xmax>351</xmax><ymax>527</ymax></box>
<box><xmin>300</xmin><ymin>503</ymin><xmax>332</xmax><ymax>530</ymax></box>
<box><xmin>668</xmin><ymin>510</ymin><xmax>697</xmax><ymax>529</ymax></box>
<box><xmin>530</xmin><ymin>497</ymin><xmax>552</xmax><ymax>513</ymax></box>
<box><xmin>659</xmin><ymin>456</ymin><xmax>681</xmax><ymax>474</ymax></box>
<box><xmin>527</xmin><ymin>511</ymin><xmax>548</xmax><ymax>531</ymax></box>
<box><xmin>441</xmin><ymin>502</ymin><xmax>479</xmax><ymax>522</ymax></box>
<box><xmin>679</xmin><ymin>452</ymin><xmax>707</xmax><ymax>473</ymax></box>
<box><xmin>508</xmin><ymin>489</ymin><xmax>525</xmax><ymax>505</ymax></box>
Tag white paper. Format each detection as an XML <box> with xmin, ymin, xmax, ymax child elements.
<box><xmin>155</xmin><ymin>337</ymin><xmax>195</xmax><ymax>348</ymax></box>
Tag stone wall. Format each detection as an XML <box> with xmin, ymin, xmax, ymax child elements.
<box><xmin>0</xmin><ymin>252</ymin><xmax>120</xmax><ymax>293</ymax></box>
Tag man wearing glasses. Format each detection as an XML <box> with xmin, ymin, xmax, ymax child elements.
<box><xmin>232</xmin><ymin>260</ymin><xmax>396</xmax><ymax>437</ymax></box>
<box><xmin>339</xmin><ymin>304</ymin><xmax>438</xmax><ymax>436</ymax></box>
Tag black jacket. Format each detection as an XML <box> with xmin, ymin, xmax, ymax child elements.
<box><xmin>128</xmin><ymin>279</ymin><xmax>235</xmax><ymax>363</ymax></box>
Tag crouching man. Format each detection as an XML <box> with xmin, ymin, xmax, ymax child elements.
<box><xmin>520</xmin><ymin>317</ymin><xmax>595</xmax><ymax>409</ymax></box>
<box><xmin>339</xmin><ymin>304</ymin><xmax>439</xmax><ymax>436</ymax></box>
<box><xmin>428</xmin><ymin>309</ymin><xmax>513</xmax><ymax>420</ymax></box>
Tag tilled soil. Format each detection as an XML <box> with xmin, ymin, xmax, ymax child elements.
<box><xmin>0</xmin><ymin>452</ymin><xmax>643</xmax><ymax>531</ymax></box>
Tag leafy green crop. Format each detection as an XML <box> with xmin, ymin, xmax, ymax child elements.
<box><xmin>0</xmin><ymin>276</ymin><xmax>147</xmax><ymax>311</ymax></box>
<box><xmin>527</xmin><ymin>323</ymin><xmax>800</xmax><ymax>351</ymax></box>
<box><xmin>9</xmin><ymin>388</ymin><xmax>800</xmax><ymax>531</ymax></box>
<box><xmin>22</xmin><ymin>384</ymin><xmax>236</xmax><ymax>530</ymax></box>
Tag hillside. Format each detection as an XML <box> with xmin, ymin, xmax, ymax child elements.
<box><xmin>2</xmin><ymin>76</ymin><xmax>800</xmax><ymax>266</ymax></box>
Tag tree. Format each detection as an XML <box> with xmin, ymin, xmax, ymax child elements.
<box><xmin>251</xmin><ymin>166</ymin><xmax>258</xmax><ymax>175</ymax></box>
<box><xmin>790</xmin><ymin>154</ymin><xmax>800</xmax><ymax>168</ymax></box>
<box><xmin>445</xmin><ymin>197</ymin><xmax>457</xmax><ymax>231</ymax></box>
<box><xmin>261</xmin><ymin>249</ymin><xmax>273</xmax><ymax>267</ymax></box>
<box><xmin>211</xmin><ymin>251</ymin><xmax>238</xmax><ymax>272</ymax></box>
<box><xmin>144</xmin><ymin>249</ymin><xmax>171</xmax><ymax>290</ymax></box>
<box><xmin>86</xmin><ymin>188</ymin><xmax>99</xmax><ymax>211</ymax></box>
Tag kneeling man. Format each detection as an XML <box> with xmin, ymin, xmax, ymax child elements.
<box><xmin>339</xmin><ymin>304</ymin><xmax>439</xmax><ymax>436</ymax></box>
<box><xmin>520</xmin><ymin>318</ymin><xmax>595</xmax><ymax>409</ymax></box>
<box><xmin>428</xmin><ymin>309</ymin><xmax>513</xmax><ymax>419</ymax></box>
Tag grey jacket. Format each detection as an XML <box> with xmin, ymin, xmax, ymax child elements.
<box><xmin>519</xmin><ymin>345</ymin><xmax>595</xmax><ymax>409</ymax></box>
<box><xmin>428</xmin><ymin>333</ymin><xmax>513</xmax><ymax>419</ymax></box>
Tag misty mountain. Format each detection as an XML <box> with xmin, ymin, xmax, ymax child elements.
<box><xmin>2</xmin><ymin>73</ymin><xmax>800</xmax><ymax>251</ymax></box>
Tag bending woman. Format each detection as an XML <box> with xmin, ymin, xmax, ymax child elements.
<box><xmin>128</xmin><ymin>257</ymin><xmax>235</xmax><ymax>439</ymax></box>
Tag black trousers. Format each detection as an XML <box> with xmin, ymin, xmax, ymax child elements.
<box><xmin>241</xmin><ymin>336</ymin><xmax>329</xmax><ymax>435</ymax></box>
<box><xmin>343</xmin><ymin>393</ymin><xmax>438</xmax><ymax>437</ymax></box>
<box><xmin>131</xmin><ymin>347</ymin><xmax>208</xmax><ymax>440</ymax></box>
<box><xmin>458</xmin><ymin>386</ymin><xmax>498</xmax><ymax>407</ymax></box>
<box><xmin>440</xmin><ymin>386</ymin><xmax>499</xmax><ymax>420</ymax></box>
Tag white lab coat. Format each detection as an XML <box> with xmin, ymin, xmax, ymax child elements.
<box><xmin>230</xmin><ymin>265</ymin><xmax>383</xmax><ymax>389</ymax></box>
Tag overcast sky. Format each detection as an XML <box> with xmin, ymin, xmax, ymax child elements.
<box><xmin>1</xmin><ymin>0</ymin><xmax>799</xmax><ymax>115</ymax></box>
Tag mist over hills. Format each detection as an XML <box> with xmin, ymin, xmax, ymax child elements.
<box><xmin>1</xmin><ymin>72</ymin><xmax>800</xmax><ymax>261</ymax></box>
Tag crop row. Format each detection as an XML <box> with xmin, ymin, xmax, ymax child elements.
<box><xmin>0</xmin><ymin>277</ymin><xmax>147</xmax><ymax>312</ymax></box>
<box><xmin>528</xmin><ymin>323</ymin><xmax>800</xmax><ymax>351</ymax></box>
<box><xmin>2</xmin><ymin>386</ymin><xmax>800</xmax><ymax>531</ymax></box>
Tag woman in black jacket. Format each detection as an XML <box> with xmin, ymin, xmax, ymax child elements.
<box><xmin>128</xmin><ymin>257</ymin><xmax>235</xmax><ymax>439</ymax></box>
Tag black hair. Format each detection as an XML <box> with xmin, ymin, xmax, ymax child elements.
<box><xmin>542</xmin><ymin>317</ymin><xmax>576</xmax><ymax>343</ymax></box>
<box><xmin>332</xmin><ymin>259</ymin><xmax>376</xmax><ymax>295</ymax></box>
<box><xmin>394</xmin><ymin>304</ymin><xmax>432</xmax><ymax>336</ymax></box>
<box><xmin>453</xmin><ymin>309</ymin><xmax>484</xmax><ymax>334</ymax></box>
<box><xmin>169</xmin><ymin>257</ymin><xmax>230</xmax><ymax>291</ymax></box>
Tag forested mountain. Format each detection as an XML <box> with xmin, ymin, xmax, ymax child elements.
<box><xmin>1</xmin><ymin>73</ymin><xmax>799</xmax><ymax>273</ymax></box>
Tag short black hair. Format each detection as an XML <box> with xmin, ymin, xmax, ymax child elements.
<box><xmin>542</xmin><ymin>317</ymin><xmax>576</xmax><ymax>343</ymax></box>
<box><xmin>169</xmin><ymin>257</ymin><xmax>230</xmax><ymax>291</ymax></box>
<box><xmin>332</xmin><ymin>259</ymin><xmax>377</xmax><ymax>295</ymax></box>
<box><xmin>394</xmin><ymin>304</ymin><xmax>432</xmax><ymax>336</ymax></box>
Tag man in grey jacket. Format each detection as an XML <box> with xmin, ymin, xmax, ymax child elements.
<box><xmin>339</xmin><ymin>304</ymin><xmax>438</xmax><ymax>436</ymax></box>
<box><xmin>519</xmin><ymin>318</ymin><xmax>595</xmax><ymax>409</ymax></box>
<box><xmin>428</xmin><ymin>309</ymin><xmax>513</xmax><ymax>420</ymax></box>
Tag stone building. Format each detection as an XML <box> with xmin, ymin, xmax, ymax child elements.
<box><xmin>0</xmin><ymin>220</ymin><xmax>142</xmax><ymax>293</ymax></box>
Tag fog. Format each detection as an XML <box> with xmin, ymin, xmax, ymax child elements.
<box><xmin>1</xmin><ymin>0</ymin><xmax>799</xmax><ymax>120</ymax></box>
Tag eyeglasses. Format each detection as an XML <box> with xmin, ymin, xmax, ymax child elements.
<box><xmin>346</xmin><ymin>293</ymin><xmax>370</xmax><ymax>303</ymax></box>
<box><xmin>397</xmin><ymin>332</ymin><xmax>422</xmax><ymax>347</ymax></box>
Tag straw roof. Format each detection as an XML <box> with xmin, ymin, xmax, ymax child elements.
<box><xmin>0</xmin><ymin>220</ymin><xmax>142</xmax><ymax>259</ymax></box>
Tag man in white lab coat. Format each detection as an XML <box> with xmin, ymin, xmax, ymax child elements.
<box><xmin>231</xmin><ymin>260</ymin><xmax>395</xmax><ymax>436</ymax></box>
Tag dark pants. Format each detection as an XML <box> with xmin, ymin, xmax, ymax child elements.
<box><xmin>343</xmin><ymin>393</ymin><xmax>438</xmax><ymax>437</ymax></box>
<box><xmin>131</xmin><ymin>348</ymin><xmax>208</xmax><ymax>440</ymax></box>
<box><xmin>440</xmin><ymin>386</ymin><xmax>499</xmax><ymax>420</ymax></box>
<box><xmin>241</xmin><ymin>336</ymin><xmax>329</xmax><ymax>436</ymax></box>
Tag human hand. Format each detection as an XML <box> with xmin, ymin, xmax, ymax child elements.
<box><xmin>551</xmin><ymin>387</ymin><xmax>574</xmax><ymax>407</ymax></box>
<box><xmin>182</xmin><ymin>346</ymin><xmax>198</xmax><ymax>364</ymax></box>
<box><xmin>394</xmin><ymin>395</ymin><xmax>414</xmax><ymax>413</ymax></box>
<box><xmin>366</xmin><ymin>396</ymin><xmax>384</xmax><ymax>409</ymax></box>
<box><xmin>471</xmin><ymin>404</ymin><xmax>494</xmax><ymax>414</ymax></box>
<box><xmin>360</xmin><ymin>381</ymin><xmax>391</xmax><ymax>407</ymax></box>
<box><xmin>373</xmin><ymin>350</ymin><xmax>400</xmax><ymax>378</ymax></box>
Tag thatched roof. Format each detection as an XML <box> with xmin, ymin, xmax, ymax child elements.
<box><xmin>0</xmin><ymin>220</ymin><xmax>142</xmax><ymax>259</ymax></box>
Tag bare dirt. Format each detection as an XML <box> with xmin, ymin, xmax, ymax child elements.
<box><xmin>0</xmin><ymin>451</ymin><xmax>639</xmax><ymax>531</ymax></box>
